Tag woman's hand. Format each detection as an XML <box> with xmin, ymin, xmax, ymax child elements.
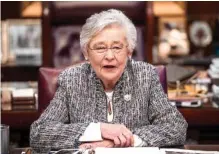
<box><xmin>79</xmin><ymin>139</ymin><xmax>114</xmax><ymax>149</ymax></box>
<box><xmin>100</xmin><ymin>123</ymin><xmax>134</xmax><ymax>147</ymax></box>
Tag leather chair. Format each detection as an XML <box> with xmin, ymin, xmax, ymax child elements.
<box><xmin>38</xmin><ymin>65</ymin><xmax>167</xmax><ymax>113</ymax></box>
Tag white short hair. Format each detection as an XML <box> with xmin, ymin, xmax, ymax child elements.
<box><xmin>80</xmin><ymin>9</ymin><xmax>137</xmax><ymax>52</ymax></box>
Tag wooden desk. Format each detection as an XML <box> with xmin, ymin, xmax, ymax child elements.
<box><xmin>184</xmin><ymin>144</ymin><xmax>219</xmax><ymax>151</ymax></box>
<box><xmin>9</xmin><ymin>145</ymin><xmax>219</xmax><ymax>154</ymax></box>
<box><xmin>1</xmin><ymin>104</ymin><xmax>219</xmax><ymax>128</ymax></box>
<box><xmin>179</xmin><ymin>103</ymin><xmax>219</xmax><ymax>144</ymax></box>
<box><xmin>179</xmin><ymin>107</ymin><xmax>219</xmax><ymax>126</ymax></box>
<box><xmin>1</xmin><ymin>111</ymin><xmax>40</xmax><ymax>129</ymax></box>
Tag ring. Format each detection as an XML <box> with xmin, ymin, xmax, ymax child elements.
<box><xmin>85</xmin><ymin>144</ymin><xmax>92</xmax><ymax>149</ymax></box>
<box><xmin>121</xmin><ymin>133</ymin><xmax>126</xmax><ymax>137</ymax></box>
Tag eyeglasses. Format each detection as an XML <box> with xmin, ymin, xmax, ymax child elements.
<box><xmin>88</xmin><ymin>45</ymin><xmax>128</xmax><ymax>54</ymax></box>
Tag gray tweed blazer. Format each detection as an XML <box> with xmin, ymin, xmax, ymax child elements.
<box><xmin>30</xmin><ymin>60</ymin><xmax>187</xmax><ymax>153</ymax></box>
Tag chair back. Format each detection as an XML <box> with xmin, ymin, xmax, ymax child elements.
<box><xmin>38</xmin><ymin>65</ymin><xmax>167</xmax><ymax>112</ymax></box>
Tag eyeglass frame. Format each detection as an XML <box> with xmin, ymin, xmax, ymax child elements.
<box><xmin>87</xmin><ymin>44</ymin><xmax>129</xmax><ymax>54</ymax></box>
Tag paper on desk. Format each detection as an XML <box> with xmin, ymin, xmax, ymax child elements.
<box><xmin>95</xmin><ymin>147</ymin><xmax>160</xmax><ymax>154</ymax></box>
<box><xmin>160</xmin><ymin>148</ymin><xmax>219</xmax><ymax>154</ymax></box>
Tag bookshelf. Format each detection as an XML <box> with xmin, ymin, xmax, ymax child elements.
<box><xmin>1</xmin><ymin>3</ymin><xmax>42</xmax><ymax>145</ymax></box>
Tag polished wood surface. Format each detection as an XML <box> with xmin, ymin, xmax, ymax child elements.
<box><xmin>1</xmin><ymin>111</ymin><xmax>40</xmax><ymax>129</ymax></box>
<box><xmin>184</xmin><ymin>144</ymin><xmax>219</xmax><ymax>151</ymax></box>
<box><xmin>179</xmin><ymin>107</ymin><xmax>219</xmax><ymax>126</ymax></box>
<box><xmin>8</xmin><ymin>145</ymin><xmax>219</xmax><ymax>154</ymax></box>
<box><xmin>179</xmin><ymin>101</ymin><xmax>219</xmax><ymax>126</ymax></box>
<box><xmin>2</xmin><ymin>104</ymin><xmax>219</xmax><ymax>129</ymax></box>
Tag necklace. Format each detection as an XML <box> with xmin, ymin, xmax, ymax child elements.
<box><xmin>107</xmin><ymin>98</ymin><xmax>112</xmax><ymax>115</ymax></box>
<box><xmin>106</xmin><ymin>91</ymin><xmax>113</xmax><ymax>122</ymax></box>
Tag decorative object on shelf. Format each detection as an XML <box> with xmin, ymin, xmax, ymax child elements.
<box><xmin>208</xmin><ymin>58</ymin><xmax>219</xmax><ymax>108</ymax></box>
<box><xmin>189</xmin><ymin>21</ymin><xmax>212</xmax><ymax>48</ymax></box>
<box><xmin>208</xmin><ymin>58</ymin><xmax>219</xmax><ymax>80</ymax></box>
<box><xmin>1</xmin><ymin>82</ymin><xmax>38</xmax><ymax>111</ymax></box>
<box><xmin>189</xmin><ymin>20</ymin><xmax>212</xmax><ymax>58</ymax></box>
<box><xmin>7</xmin><ymin>19</ymin><xmax>42</xmax><ymax>66</ymax></box>
<box><xmin>157</xmin><ymin>16</ymin><xmax>189</xmax><ymax>63</ymax></box>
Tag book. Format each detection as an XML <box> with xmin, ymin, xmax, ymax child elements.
<box><xmin>12</xmin><ymin>104</ymin><xmax>36</xmax><ymax>110</ymax></box>
<box><xmin>12</xmin><ymin>96</ymin><xmax>34</xmax><ymax>102</ymax></box>
<box><xmin>12</xmin><ymin>88</ymin><xmax>35</xmax><ymax>99</ymax></box>
<box><xmin>95</xmin><ymin>147</ymin><xmax>160</xmax><ymax>154</ymax></box>
<box><xmin>12</xmin><ymin>100</ymin><xmax>35</xmax><ymax>105</ymax></box>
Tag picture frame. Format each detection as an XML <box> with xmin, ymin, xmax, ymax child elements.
<box><xmin>158</xmin><ymin>16</ymin><xmax>187</xmax><ymax>37</ymax></box>
<box><xmin>52</xmin><ymin>26</ymin><xmax>84</xmax><ymax>68</ymax></box>
<box><xmin>1</xmin><ymin>21</ymin><xmax>8</xmax><ymax>64</ymax></box>
<box><xmin>7</xmin><ymin>19</ymin><xmax>42</xmax><ymax>66</ymax></box>
<box><xmin>156</xmin><ymin>16</ymin><xmax>189</xmax><ymax>63</ymax></box>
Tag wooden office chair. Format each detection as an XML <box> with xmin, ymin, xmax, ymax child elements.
<box><xmin>38</xmin><ymin>64</ymin><xmax>167</xmax><ymax>113</ymax></box>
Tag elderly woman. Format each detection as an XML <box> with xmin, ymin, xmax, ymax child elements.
<box><xmin>30</xmin><ymin>9</ymin><xmax>187</xmax><ymax>153</ymax></box>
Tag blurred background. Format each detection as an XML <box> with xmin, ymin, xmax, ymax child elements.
<box><xmin>1</xmin><ymin>1</ymin><xmax>219</xmax><ymax>149</ymax></box>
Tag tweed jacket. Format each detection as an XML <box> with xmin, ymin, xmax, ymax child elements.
<box><xmin>30</xmin><ymin>60</ymin><xmax>188</xmax><ymax>153</ymax></box>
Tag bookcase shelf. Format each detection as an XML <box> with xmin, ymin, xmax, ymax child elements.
<box><xmin>1</xmin><ymin>66</ymin><xmax>40</xmax><ymax>82</ymax></box>
<box><xmin>2</xmin><ymin>107</ymin><xmax>219</xmax><ymax>129</ymax></box>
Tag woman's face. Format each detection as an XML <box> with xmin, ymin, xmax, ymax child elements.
<box><xmin>86</xmin><ymin>24</ymin><xmax>132</xmax><ymax>86</ymax></box>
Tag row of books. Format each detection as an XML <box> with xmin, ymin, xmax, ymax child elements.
<box><xmin>1</xmin><ymin>88</ymin><xmax>38</xmax><ymax>111</ymax></box>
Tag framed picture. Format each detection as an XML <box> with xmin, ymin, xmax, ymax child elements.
<box><xmin>1</xmin><ymin>21</ymin><xmax>8</xmax><ymax>64</ymax></box>
<box><xmin>53</xmin><ymin>26</ymin><xmax>84</xmax><ymax>68</ymax></box>
<box><xmin>158</xmin><ymin>17</ymin><xmax>187</xmax><ymax>36</ymax></box>
<box><xmin>7</xmin><ymin>19</ymin><xmax>42</xmax><ymax>66</ymax></box>
<box><xmin>156</xmin><ymin>16</ymin><xmax>189</xmax><ymax>63</ymax></box>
